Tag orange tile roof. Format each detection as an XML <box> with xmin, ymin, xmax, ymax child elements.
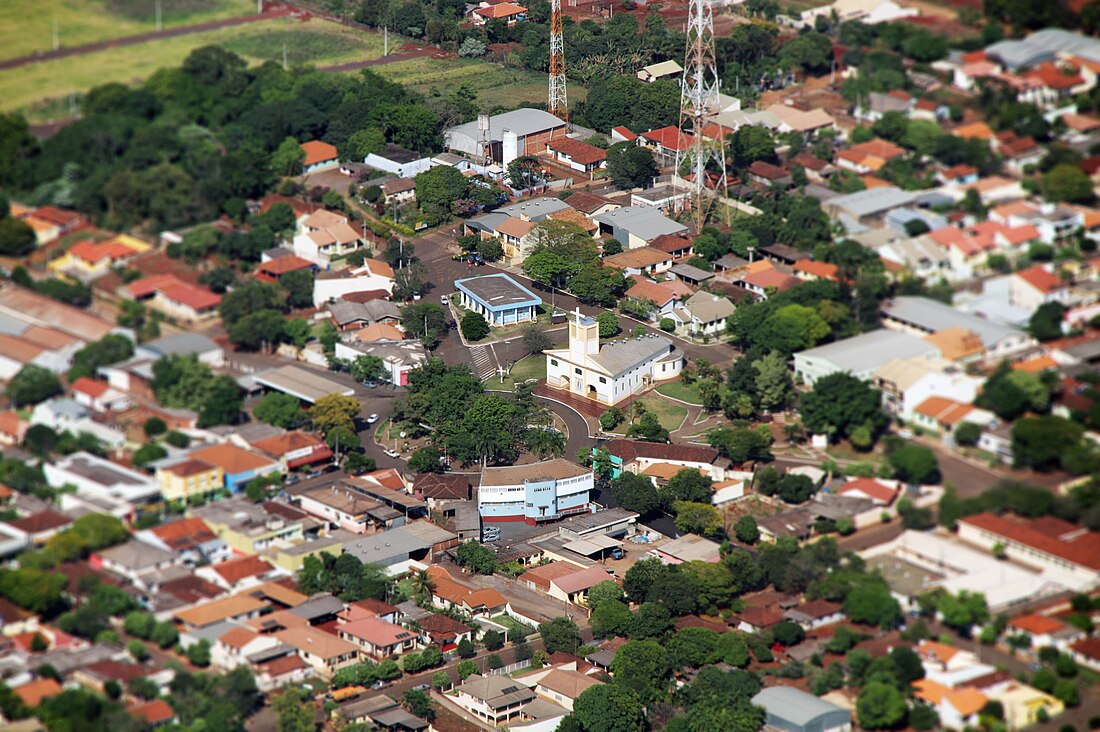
<box><xmin>838</xmin><ymin>478</ymin><xmax>899</xmax><ymax>503</ymax></box>
<box><xmin>190</xmin><ymin>443</ymin><xmax>277</xmax><ymax>475</ymax></box>
<box><xmin>301</xmin><ymin>140</ymin><xmax>338</xmax><ymax>167</ymax></box>
<box><xmin>1012</xmin><ymin>354</ymin><xmax>1058</xmax><ymax>373</ymax></box>
<box><xmin>625</xmin><ymin>279</ymin><xmax>681</xmax><ymax>306</ymax></box>
<box><xmin>427</xmin><ymin>565</ymin><xmax>507</xmax><ymax>609</ymax></box>
<box><xmin>275</xmin><ymin>625</ymin><xmax>359</xmax><ymax>659</ymax></box>
<box><xmin>218</xmin><ymin>625</ymin><xmax>261</xmax><ymax>650</ymax></box>
<box><xmin>252</xmin><ymin>431</ymin><xmax>325</xmax><ymax>457</ymax></box>
<box><xmin>131</xmin><ymin>699</ymin><xmax>176</xmax><ymax>725</ymax></box>
<box><xmin>837</xmin><ymin>138</ymin><xmax>905</xmax><ymax>168</ymax></box>
<box><xmin>792</xmin><ymin>259</ymin><xmax>838</xmax><ymax>280</ymax></box>
<box><xmin>1007</xmin><ymin>613</ymin><xmax>1067</xmax><ymax>635</ymax></box>
<box><xmin>923</xmin><ymin>328</ymin><xmax>984</xmax><ymax>361</ymax></box>
<box><xmin>150</xmin><ymin>517</ymin><xmax>219</xmax><ymax>551</ymax></box>
<box><xmin>259</xmin><ymin>255</ymin><xmax>315</xmax><ymax>276</ymax></box>
<box><xmin>641</xmin><ymin>126</ymin><xmax>694</xmax><ymax>152</ymax></box>
<box><xmin>68</xmin><ymin>239</ymin><xmax>138</xmax><ymax>264</ymax></box>
<box><xmin>158</xmin><ymin>282</ymin><xmax>222</xmax><ymax>311</ymax></box>
<box><xmin>954</xmin><ymin>121</ymin><xmax>994</xmax><ymax>140</ymax></box>
<box><xmin>1015</xmin><ymin>264</ymin><xmax>1063</xmax><ymax>294</ymax></box>
<box><xmin>352</xmin><ymin>322</ymin><xmax>405</xmax><ymax>342</ymax></box>
<box><xmin>210</xmin><ymin>554</ymin><xmax>273</xmax><ymax>584</ymax></box>
<box><xmin>946</xmin><ymin>687</ymin><xmax>987</xmax><ymax>716</ymax></box>
<box><xmin>612</xmin><ymin>126</ymin><xmax>637</xmax><ymax>140</ymax></box>
<box><xmin>919</xmin><ymin>639</ymin><xmax>960</xmax><ymax>664</ymax></box>
<box><xmin>603</xmin><ymin>247</ymin><xmax>672</xmax><ymax>270</ymax></box>
<box><xmin>13</xmin><ymin>678</ymin><xmax>62</xmax><ymax>708</ymax></box>
<box><xmin>175</xmin><ymin>593</ymin><xmax>269</xmax><ymax>628</ymax></box>
<box><xmin>959</xmin><ymin>513</ymin><xmax>1100</xmax><ymax>570</ymax></box>
<box><xmin>913</xmin><ymin>396</ymin><xmax>975</xmax><ymax>426</ymax></box>
<box><xmin>546</xmin><ymin>137</ymin><xmax>607</xmax><ymax>165</ymax></box>
<box><xmin>0</xmin><ymin>334</ymin><xmax>44</xmax><ymax>363</ymax></box>
<box><xmin>496</xmin><ymin>217</ymin><xmax>537</xmax><ymax>239</ymax></box>
<box><xmin>163</xmin><ymin>458</ymin><xmax>217</xmax><ymax>478</ymax></box>
<box><xmin>476</xmin><ymin>2</ymin><xmax>527</xmax><ymax>17</ymax></box>
<box><xmin>71</xmin><ymin>376</ymin><xmax>110</xmax><ymax>399</ymax></box>
<box><xmin>128</xmin><ymin>273</ymin><xmax>183</xmax><ymax>299</ymax></box>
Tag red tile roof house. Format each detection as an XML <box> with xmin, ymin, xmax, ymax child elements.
<box><xmin>137</xmin><ymin>517</ymin><xmax>230</xmax><ymax>565</ymax></box>
<box><xmin>251</xmin><ymin>431</ymin><xmax>333</xmax><ymax>471</ymax></box>
<box><xmin>70</xmin><ymin>376</ymin><xmax>131</xmax><ymax>414</ymax></box>
<box><xmin>301</xmin><ymin>140</ymin><xmax>339</xmax><ymax>173</ymax></box>
<box><xmin>130</xmin><ymin>699</ymin><xmax>177</xmax><ymax>728</ymax></box>
<box><xmin>0</xmin><ymin>411</ymin><xmax>30</xmax><ymax>446</ymax></box>
<box><xmin>625</xmin><ymin>279</ymin><xmax>686</xmax><ymax>319</ymax></box>
<box><xmin>650</xmin><ymin>233</ymin><xmax>694</xmax><ymax>260</ymax></box>
<box><xmin>640</xmin><ymin>126</ymin><xmax>694</xmax><ymax>165</ymax></box>
<box><xmin>545</xmin><ymin>138</ymin><xmax>607</xmax><ymax>175</ymax></box>
<box><xmin>416</xmin><ymin>613</ymin><xmax>474</xmax><ymax>651</ymax></box>
<box><xmin>746</xmin><ymin>160</ymin><xmax>793</xmax><ymax>187</ymax></box>
<box><xmin>255</xmin><ymin>255</ymin><xmax>316</xmax><ymax>284</ymax></box>
<box><xmin>196</xmin><ymin>554</ymin><xmax>283</xmax><ymax>591</ymax></box>
<box><xmin>337</xmin><ymin>615</ymin><xmax>418</xmax><ymax>659</ymax></box>
<box><xmin>125</xmin><ymin>274</ymin><xmax>222</xmax><ymax>324</ymax></box>
<box><xmin>5</xmin><ymin>509</ymin><xmax>73</xmax><ymax>544</ymax></box>
<box><xmin>956</xmin><ymin>513</ymin><xmax>1100</xmax><ymax>589</ymax></box>
<box><xmin>1009</xmin><ymin>264</ymin><xmax>1071</xmax><ymax>311</ymax></box>
<box><xmin>836</xmin><ymin>478</ymin><xmax>902</xmax><ymax>506</ymax></box>
<box><xmin>1005</xmin><ymin>613</ymin><xmax>1085</xmax><ymax>651</ymax></box>
<box><xmin>472</xmin><ymin>2</ymin><xmax>527</xmax><ymax>25</ymax></box>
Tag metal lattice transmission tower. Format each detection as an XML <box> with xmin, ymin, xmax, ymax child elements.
<box><xmin>676</xmin><ymin>0</ymin><xmax>727</xmax><ymax>232</ymax></box>
<box><xmin>549</xmin><ymin>0</ymin><xmax>568</xmax><ymax>121</ymax></box>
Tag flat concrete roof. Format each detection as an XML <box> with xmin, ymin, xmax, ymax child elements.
<box><xmin>253</xmin><ymin>365</ymin><xmax>355</xmax><ymax>404</ymax></box>
<box><xmin>455</xmin><ymin>274</ymin><xmax>541</xmax><ymax>311</ymax></box>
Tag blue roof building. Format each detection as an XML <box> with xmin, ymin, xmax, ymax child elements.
<box><xmin>455</xmin><ymin>274</ymin><xmax>541</xmax><ymax>327</ymax></box>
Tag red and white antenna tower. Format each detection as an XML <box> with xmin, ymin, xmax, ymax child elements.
<box><xmin>676</xmin><ymin>0</ymin><xmax>727</xmax><ymax>232</ymax></box>
<box><xmin>549</xmin><ymin>0</ymin><xmax>568</xmax><ymax>121</ymax></box>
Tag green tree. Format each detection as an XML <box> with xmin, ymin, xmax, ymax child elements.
<box><xmin>456</xmin><ymin>659</ymin><xmax>478</xmax><ymax>680</ymax></box>
<box><xmin>68</xmin><ymin>334</ymin><xmax>134</xmax><ymax>381</ymax></box>
<box><xmin>889</xmin><ymin>445</ymin><xmax>940</xmax><ymax>484</ymax></box>
<box><xmin>610</xmin><ymin>471</ymin><xmax>660</xmax><ymax>515</ymax></box>
<box><xmin>735</xmin><ymin>515</ymin><xmax>759</xmax><ymax>544</ymax></box>
<box><xmin>672</xmin><ymin>501</ymin><xmax>722</xmax><ymax>536</ymax></box>
<box><xmin>274</xmin><ymin>686</ymin><xmax>314</xmax><ymax>732</ymax></box>
<box><xmin>347</xmin><ymin>127</ymin><xmax>386</xmax><ymax>159</ymax></box>
<box><xmin>660</xmin><ymin>468</ymin><xmax>713</xmax><ymax>507</ymax></box>
<box><xmin>132</xmin><ymin>442</ymin><xmax>168</xmax><ymax>468</ymax></box>
<box><xmin>415</xmin><ymin>165</ymin><xmax>467</xmax><ymax>210</ymax></box>
<box><xmin>0</xmin><ymin>217</ymin><xmax>35</xmax><ymax>256</ymax></box>
<box><xmin>606</xmin><ymin>142</ymin><xmax>658</xmax><ymax>189</ymax></box>
<box><xmin>1042</xmin><ymin>163</ymin><xmax>1094</xmax><ymax>203</ymax></box>
<box><xmin>845</xmin><ymin>581</ymin><xmax>902</xmax><ymax>628</ymax></box>
<box><xmin>1012</xmin><ymin>416</ymin><xmax>1084</xmax><ymax>471</ymax></box>
<box><xmin>310</xmin><ymin>393</ymin><xmax>359</xmax><ymax>435</ymax></box>
<box><xmin>760</xmin><ymin>304</ymin><xmax>830</xmax><ymax>355</ymax></box>
<box><xmin>401</xmin><ymin>302</ymin><xmax>448</xmax><ymax>349</ymax></box>
<box><xmin>586</xmin><ymin>580</ymin><xmax>625</xmax><ymax>612</ymax></box>
<box><xmin>1029</xmin><ymin>302</ymin><xmax>1066</xmax><ymax>341</ymax></box>
<box><xmin>538</xmin><ymin>617</ymin><xmax>581</xmax><ymax>654</ymax></box>
<box><xmin>752</xmin><ymin>351</ymin><xmax>791</xmax><ymax>411</ymax></box>
<box><xmin>403</xmin><ymin>690</ymin><xmax>435</xmax><ymax>721</ymax></box>
<box><xmin>572</xmin><ymin>685</ymin><xmax>646</xmax><ymax>732</ymax></box>
<box><xmin>455</xmin><ymin>541</ymin><xmax>498</xmax><ymax>574</ymax></box>
<box><xmin>460</xmin><ymin>311</ymin><xmax>490</xmax><ymax>341</ymax></box>
<box><xmin>857</xmin><ymin>681</ymin><xmax>907</xmax><ymax>729</ymax></box>
<box><xmin>937</xmin><ymin>591</ymin><xmax>989</xmax><ymax>636</ymax></box>
<box><xmin>596</xmin><ymin>311</ymin><xmax>619</xmax><ymax>337</ymax></box>
<box><xmin>6</xmin><ymin>365</ymin><xmax>62</xmax><ymax>406</ymax></box>
<box><xmin>801</xmin><ymin>372</ymin><xmax>885</xmax><ymax>443</ymax></box>
<box><xmin>253</xmin><ymin>392</ymin><xmax>302</xmax><ymax>428</ymax></box>
<box><xmin>186</xmin><ymin>639</ymin><xmax>211</xmax><ymax>667</ymax></box>
<box><xmin>610</xmin><ymin>640</ymin><xmax>672</xmax><ymax>703</ymax></box>
<box><xmin>271</xmin><ymin>137</ymin><xmax>305</xmax><ymax>177</ymax></box>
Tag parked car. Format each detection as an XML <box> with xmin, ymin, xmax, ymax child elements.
<box><xmin>306</xmin><ymin>469</ymin><xmax>322</xmax><ymax>479</ymax></box>
<box><xmin>440</xmin><ymin>294</ymin><xmax>449</xmax><ymax>304</ymax></box>
<box><xmin>367</xmin><ymin>413</ymin><xmax>379</xmax><ymax>424</ymax></box>
<box><xmin>383</xmin><ymin>448</ymin><xmax>400</xmax><ymax>458</ymax></box>
<box><xmin>411</xmin><ymin>684</ymin><xmax>431</xmax><ymax>692</ymax></box>
<box><xmin>322</xmin><ymin>463</ymin><xmax>340</xmax><ymax>474</ymax></box>
<box><xmin>285</xmin><ymin>474</ymin><xmax>302</xmax><ymax>486</ymax></box>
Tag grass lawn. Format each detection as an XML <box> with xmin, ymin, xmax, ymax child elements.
<box><xmin>491</xmin><ymin>614</ymin><xmax>534</xmax><ymax>639</ymax></box>
<box><xmin>0</xmin><ymin>0</ymin><xmax>255</xmax><ymax>62</ymax></box>
<box><xmin>493</xmin><ymin>354</ymin><xmax>546</xmax><ymax>392</ymax></box>
<box><xmin>655</xmin><ymin>380</ymin><xmax>704</xmax><ymax>405</ymax></box>
<box><xmin>633</xmin><ymin>397</ymin><xmax>689</xmax><ymax>433</ymax></box>
<box><xmin>371</xmin><ymin>57</ymin><xmax>582</xmax><ymax>111</ymax></box>
<box><xmin>3</xmin><ymin>17</ymin><xmax>384</xmax><ymax>113</ymax></box>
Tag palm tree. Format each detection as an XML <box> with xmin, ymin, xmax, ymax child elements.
<box><xmin>409</xmin><ymin>569</ymin><xmax>435</xmax><ymax>603</ymax></box>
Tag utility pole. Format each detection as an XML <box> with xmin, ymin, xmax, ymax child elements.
<box><xmin>282</xmin><ymin>42</ymin><xmax>288</xmax><ymax>71</ymax></box>
<box><xmin>384</xmin><ymin>26</ymin><xmax>388</xmax><ymax>57</ymax></box>
<box><xmin>548</xmin><ymin>0</ymin><xmax>568</xmax><ymax>123</ymax></box>
<box><xmin>676</xmin><ymin>0</ymin><xmax>726</xmax><ymax>234</ymax></box>
<box><xmin>155</xmin><ymin>0</ymin><xmax>162</xmax><ymax>31</ymax></box>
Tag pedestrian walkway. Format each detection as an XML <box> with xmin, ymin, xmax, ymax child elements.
<box><xmin>469</xmin><ymin>344</ymin><xmax>497</xmax><ymax>381</ymax></box>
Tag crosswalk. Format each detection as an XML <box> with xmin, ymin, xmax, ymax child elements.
<box><xmin>469</xmin><ymin>344</ymin><xmax>497</xmax><ymax>381</ymax></box>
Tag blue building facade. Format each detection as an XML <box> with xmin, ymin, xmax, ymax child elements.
<box><xmin>455</xmin><ymin>274</ymin><xmax>542</xmax><ymax>327</ymax></box>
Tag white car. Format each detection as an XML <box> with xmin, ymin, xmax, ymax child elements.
<box><xmin>440</xmin><ymin>295</ymin><xmax>449</xmax><ymax>304</ymax></box>
<box><xmin>366</xmin><ymin>413</ymin><xmax>379</xmax><ymax>424</ymax></box>
<box><xmin>383</xmin><ymin>448</ymin><xmax>400</xmax><ymax>458</ymax></box>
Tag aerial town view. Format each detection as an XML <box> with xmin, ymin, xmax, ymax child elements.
<box><xmin>2</xmin><ymin>0</ymin><xmax>1100</xmax><ymax>730</ymax></box>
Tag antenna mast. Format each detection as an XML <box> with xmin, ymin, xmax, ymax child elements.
<box><xmin>548</xmin><ymin>0</ymin><xmax>568</xmax><ymax>122</ymax></box>
<box><xmin>676</xmin><ymin>0</ymin><xmax>727</xmax><ymax>233</ymax></box>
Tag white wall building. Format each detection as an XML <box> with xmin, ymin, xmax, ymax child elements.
<box><xmin>479</xmin><ymin>459</ymin><xmax>593</xmax><ymax>523</ymax></box>
<box><xmin>545</xmin><ymin>310</ymin><xmax>683</xmax><ymax>406</ymax></box>
<box><xmin>312</xmin><ymin>260</ymin><xmax>395</xmax><ymax>306</ymax></box>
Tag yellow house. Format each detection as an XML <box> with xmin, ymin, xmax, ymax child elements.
<box><xmin>156</xmin><ymin>458</ymin><xmax>224</xmax><ymax>502</ymax></box>
<box><xmin>995</xmin><ymin>682</ymin><xmax>1063</xmax><ymax>729</ymax></box>
<box><xmin>195</xmin><ymin>498</ymin><xmax>307</xmax><ymax>556</ymax></box>
<box><xmin>48</xmin><ymin>234</ymin><xmax>150</xmax><ymax>279</ymax></box>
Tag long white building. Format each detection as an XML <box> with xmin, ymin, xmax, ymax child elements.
<box><xmin>478</xmin><ymin>459</ymin><xmax>593</xmax><ymax>524</ymax></box>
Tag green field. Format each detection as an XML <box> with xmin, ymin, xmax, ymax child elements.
<box><xmin>2</xmin><ymin>17</ymin><xmax>386</xmax><ymax>114</ymax></box>
<box><xmin>632</xmin><ymin>397</ymin><xmax>689</xmax><ymax>433</ymax></box>
<box><xmin>373</xmin><ymin>57</ymin><xmax>578</xmax><ymax>112</ymax></box>
<box><xmin>655</xmin><ymin>381</ymin><xmax>704</xmax><ymax>405</ymax></box>
<box><xmin>0</xmin><ymin>0</ymin><xmax>256</xmax><ymax>62</ymax></box>
<box><xmin>494</xmin><ymin>354</ymin><xmax>547</xmax><ymax>392</ymax></box>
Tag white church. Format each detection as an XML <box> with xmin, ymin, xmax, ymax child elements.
<box><xmin>545</xmin><ymin>310</ymin><xmax>684</xmax><ymax>406</ymax></box>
